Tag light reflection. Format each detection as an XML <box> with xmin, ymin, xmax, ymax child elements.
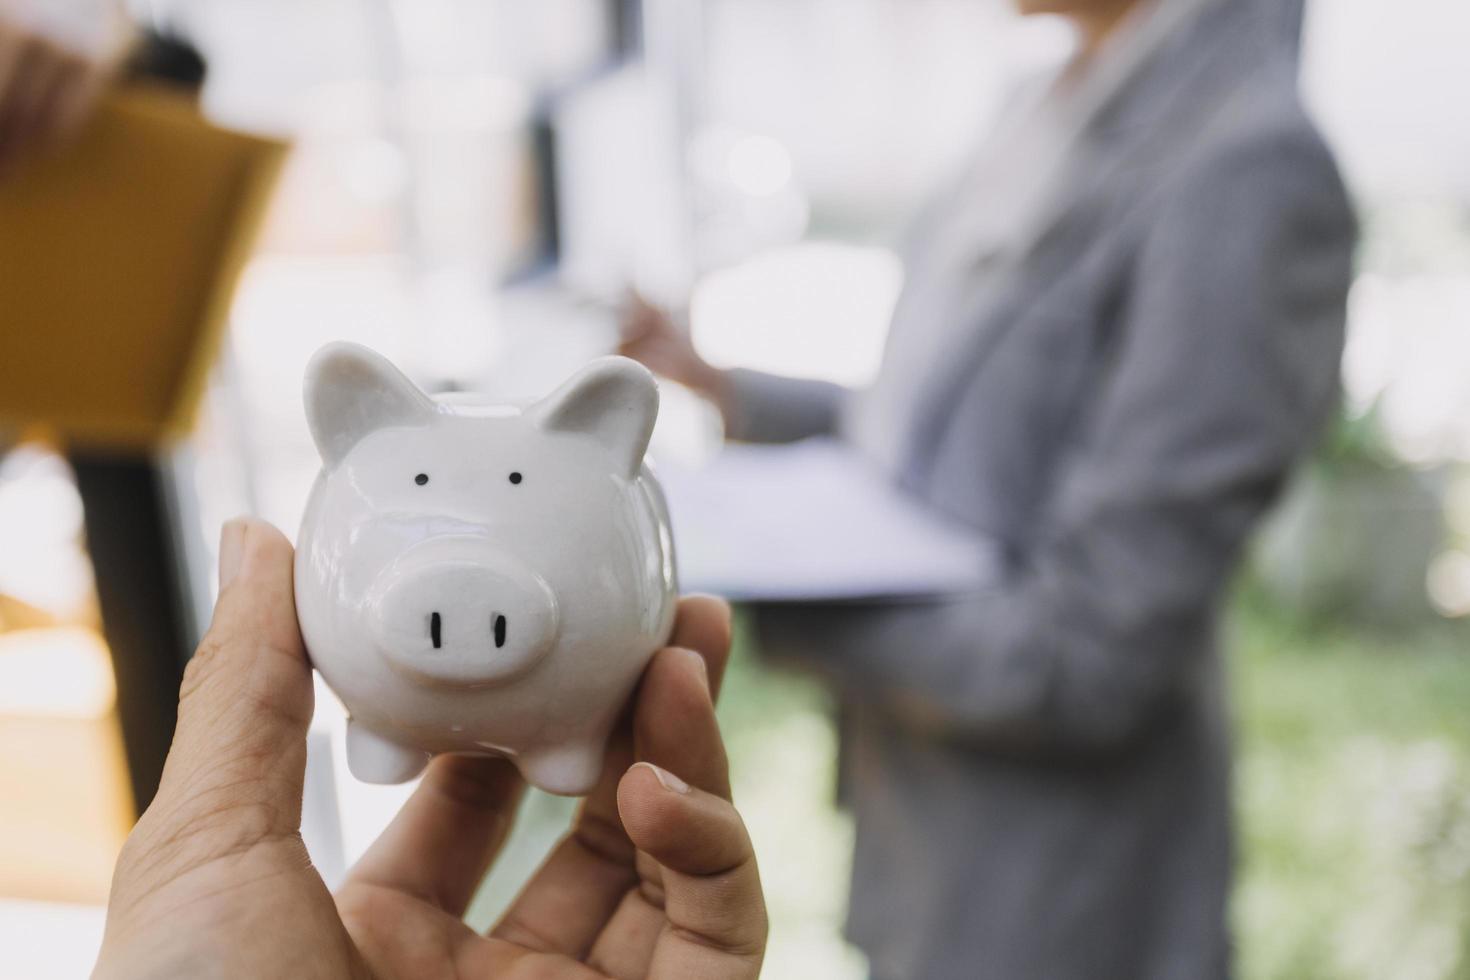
<box><xmin>0</xmin><ymin>628</ymin><xmax>114</xmax><ymax>719</ymax></box>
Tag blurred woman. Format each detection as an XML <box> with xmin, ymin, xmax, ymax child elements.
<box><xmin>621</xmin><ymin>0</ymin><xmax>1355</xmax><ymax>977</ymax></box>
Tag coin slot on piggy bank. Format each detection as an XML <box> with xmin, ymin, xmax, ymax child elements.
<box><xmin>293</xmin><ymin>342</ymin><xmax>678</xmax><ymax>795</ymax></box>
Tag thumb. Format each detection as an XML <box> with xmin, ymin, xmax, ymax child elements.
<box><xmin>146</xmin><ymin>518</ymin><xmax>314</xmax><ymax>844</ymax></box>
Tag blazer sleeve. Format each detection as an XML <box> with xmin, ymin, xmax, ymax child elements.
<box><xmin>754</xmin><ymin>126</ymin><xmax>1357</xmax><ymax>756</ymax></box>
<box><xmin>723</xmin><ymin>368</ymin><xmax>849</xmax><ymax>444</ymax></box>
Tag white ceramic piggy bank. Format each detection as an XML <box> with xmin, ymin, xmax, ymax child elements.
<box><xmin>294</xmin><ymin>342</ymin><xmax>677</xmax><ymax>795</ymax></box>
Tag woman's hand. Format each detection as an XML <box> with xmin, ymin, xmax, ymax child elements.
<box><xmin>0</xmin><ymin>15</ymin><xmax>112</xmax><ymax>175</ymax></box>
<box><xmin>94</xmin><ymin>519</ymin><xmax>766</xmax><ymax>979</ymax></box>
<box><xmin>619</xmin><ymin>293</ymin><xmax>736</xmax><ymax>426</ymax></box>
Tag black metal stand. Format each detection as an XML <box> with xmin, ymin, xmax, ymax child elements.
<box><xmin>71</xmin><ymin>454</ymin><xmax>192</xmax><ymax>817</ymax></box>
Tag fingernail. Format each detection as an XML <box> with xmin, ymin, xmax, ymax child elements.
<box><xmin>674</xmin><ymin>647</ymin><xmax>710</xmax><ymax>695</ymax></box>
<box><xmin>218</xmin><ymin>519</ymin><xmax>248</xmax><ymax>588</ymax></box>
<box><xmin>637</xmin><ymin>761</ymin><xmax>690</xmax><ymax>794</ymax></box>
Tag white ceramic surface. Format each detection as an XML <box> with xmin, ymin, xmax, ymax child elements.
<box><xmin>295</xmin><ymin>342</ymin><xmax>677</xmax><ymax>795</ymax></box>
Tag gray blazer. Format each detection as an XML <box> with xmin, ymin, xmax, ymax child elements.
<box><xmin>726</xmin><ymin>2</ymin><xmax>1355</xmax><ymax>978</ymax></box>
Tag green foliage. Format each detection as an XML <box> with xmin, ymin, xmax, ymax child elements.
<box><xmin>1230</xmin><ymin>586</ymin><xmax>1470</xmax><ymax>980</ymax></box>
<box><xmin>1314</xmin><ymin>403</ymin><xmax>1403</xmax><ymax>476</ymax></box>
<box><xmin>717</xmin><ymin>612</ymin><xmax>869</xmax><ymax>980</ymax></box>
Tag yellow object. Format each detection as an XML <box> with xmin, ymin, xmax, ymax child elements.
<box><xmin>0</xmin><ymin>84</ymin><xmax>287</xmax><ymax>451</ymax></box>
<box><xmin>0</xmin><ymin>628</ymin><xmax>132</xmax><ymax>904</ymax></box>
<box><xmin>0</xmin><ymin>627</ymin><xmax>115</xmax><ymax>719</ymax></box>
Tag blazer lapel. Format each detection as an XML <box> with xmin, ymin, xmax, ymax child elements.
<box><xmin>898</xmin><ymin>0</ymin><xmax>1271</xmax><ymax>484</ymax></box>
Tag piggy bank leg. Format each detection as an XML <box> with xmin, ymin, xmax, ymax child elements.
<box><xmin>347</xmin><ymin>720</ymin><xmax>429</xmax><ymax>784</ymax></box>
<box><xmin>520</xmin><ymin>743</ymin><xmax>603</xmax><ymax>796</ymax></box>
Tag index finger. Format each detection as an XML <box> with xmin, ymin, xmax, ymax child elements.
<box><xmin>619</xmin><ymin>763</ymin><xmax>766</xmax><ymax>979</ymax></box>
<box><xmin>489</xmin><ymin>596</ymin><xmax>733</xmax><ymax>957</ymax></box>
<box><xmin>667</xmin><ymin>595</ymin><xmax>734</xmax><ymax>699</ymax></box>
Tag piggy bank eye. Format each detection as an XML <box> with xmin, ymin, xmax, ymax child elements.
<box><xmin>508</xmin><ymin>472</ymin><xmax>523</xmax><ymax>485</ymax></box>
<box><xmin>414</xmin><ymin>473</ymin><xmax>429</xmax><ymax>486</ymax></box>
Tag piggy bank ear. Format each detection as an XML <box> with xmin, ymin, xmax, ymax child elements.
<box><xmin>304</xmin><ymin>342</ymin><xmax>437</xmax><ymax>470</ymax></box>
<box><xmin>529</xmin><ymin>357</ymin><xmax>659</xmax><ymax>477</ymax></box>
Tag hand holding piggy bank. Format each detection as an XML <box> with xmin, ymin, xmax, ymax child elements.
<box><xmin>294</xmin><ymin>343</ymin><xmax>677</xmax><ymax>795</ymax></box>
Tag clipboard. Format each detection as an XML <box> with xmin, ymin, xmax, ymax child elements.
<box><xmin>658</xmin><ymin>438</ymin><xmax>1003</xmax><ymax>603</ymax></box>
<box><xmin>0</xmin><ymin>83</ymin><xmax>287</xmax><ymax>450</ymax></box>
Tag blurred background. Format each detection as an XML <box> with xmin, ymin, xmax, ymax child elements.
<box><xmin>2</xmin><ymin>0</ymin><xmax>1469</xmax><ymax>977</ymax></box>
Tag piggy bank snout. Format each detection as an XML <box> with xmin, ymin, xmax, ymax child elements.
<box><xmin>371</xmin><ymin>552</ymin><xmax>559</xmax><ymax>687</ymax></box>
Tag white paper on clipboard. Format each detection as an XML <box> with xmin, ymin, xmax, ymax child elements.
<box><xmin>656</xmin><ymin>438</ymin><xmax>1003</xmax><ymax>603</ymax></box>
